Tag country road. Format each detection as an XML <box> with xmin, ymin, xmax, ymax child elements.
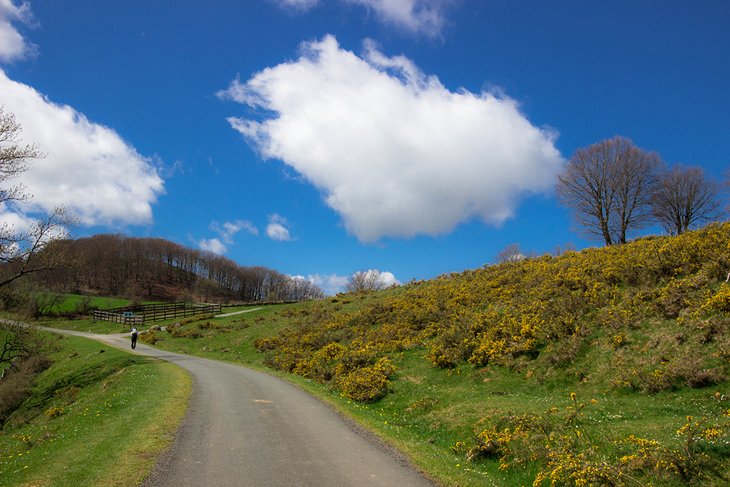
<box><xmin>37</xmin><ymin>326</ymin><xmax>437</xmax><ymax>487</ymax></box>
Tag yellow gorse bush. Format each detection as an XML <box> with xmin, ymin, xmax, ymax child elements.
<box><xmin>256</xmin><ymin>223</ymin><xmax>729</xmax><ymax>401</ymax></box>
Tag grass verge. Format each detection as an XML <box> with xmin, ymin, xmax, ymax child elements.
<box><xmin>0</xmin><ymin>333</ymin><xmax>191</xmax><ymax>487</ymax></box>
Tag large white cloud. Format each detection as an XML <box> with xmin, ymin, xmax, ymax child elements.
<box><xmin>0</xmin><ymin>69</ymin><xmax>164</xmax><ymax>226</ymax></box>
<box><xmin>0</xmin><ymin>0</ymin><xmax>36</xmax><ymax>63</ymax></box>
<box><xmin>220</xmin><ymin>36</ymin><xmax>564</xmax><ymax>243</ymax></box>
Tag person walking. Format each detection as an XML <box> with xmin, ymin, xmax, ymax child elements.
<box><xmin>131</xmin><ymin>326</ymin><xmax>139</xmax><ymax>349</ymax></box>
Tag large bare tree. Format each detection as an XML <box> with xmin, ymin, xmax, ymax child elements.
<box><xmin>557</xmin><ymin>136</ymin><xmax>662</xmax><ymax>245</ymax></box>
<box><xmin>0</xmin><ymin>107</ymin><xmax>73</xmax><ymax>288</ymax></box>
<box><xmin>651</xmin><ymin>165</ymin><xmax>721</xmax><ymax>235</ymax></box>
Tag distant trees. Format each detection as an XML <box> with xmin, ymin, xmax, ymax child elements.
<box><xmin>36</xmin><ymin>234</ymin><xmax>323</xmax><ymax>303</ymax></box>
<box><xmin>496</xmin><ymin>243</ymin><xmax>526</xmax><ymax>263</ymax></box>
<box><xmin>651</xmin><ymin>165</ymin><xmax>721</xmax><ymax>235</ymax></box>
<box><xmin>557</xmin><ymin>136</ymin><xmax>661</xmax><ymax>245</ymax></box>
<box><xmin>346</xmin><ymin>270</ymin><xmax>392</xmax><ymax>293</ymax></box>
<box><xmin>0</xmin><ymin>107</ymin><xmax>73</xmax><ymax>288</ymax></box>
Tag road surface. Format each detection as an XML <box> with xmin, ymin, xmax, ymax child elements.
<box><xmin>37</xmin><ymin>326</ymin><xmax>436</xmax><ymax>487</ymax></box>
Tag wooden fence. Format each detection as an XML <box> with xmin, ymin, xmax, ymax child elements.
<box><xmin>93</xmin><ymin>302</ymin><xmax>222</xmax><ymax>325</ymax></box>
<box><xmin>91</xmin><ymin>310</ymin><xmax>143</xmax><ymax>326</ymax></box>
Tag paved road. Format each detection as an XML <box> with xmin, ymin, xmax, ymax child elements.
<box><xmin>37</xmin><ymin>326</ymin><xmax>436</xmax><ymax>487</ymax></box>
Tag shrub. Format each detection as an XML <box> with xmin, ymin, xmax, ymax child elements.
<box><xmin>139</xmin><ymin>330</ymin><xmax>162</xmax><ymax>345</ymax></box>
<box><xmin>702</xmin><ymin>284</ymin><xmax>730</xmax><ymax>314</ymax></box>
<box><xmin>338</xmin><ymin>358</ymin><xmax>395</xmax><ymax>402</ymax></box>
<box><xmin>44</xmin><ymin>405</ymin><xmax>64</xmax><ymax>419</ymax></box>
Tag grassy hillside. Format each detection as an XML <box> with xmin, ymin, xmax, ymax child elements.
<box><xmin>141</xmin><ymin>224</ymin><xmax>728</xmax><ymax>485</ymax></box>
<box><xmin>0</xmin><ymin>333</ymin><xmax>190</xmax><ymax>487</ymax></box>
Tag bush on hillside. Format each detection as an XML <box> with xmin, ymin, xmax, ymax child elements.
<box><xmin>254</xmin><ymin>223</ymin><xmax>730</xmax><ymax>402</ymax></box>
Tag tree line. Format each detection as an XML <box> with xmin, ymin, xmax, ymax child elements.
<box><xmin>33</xmin><ymin>234</ymin><xmax>324</xmax><ymax>303</ymax></box>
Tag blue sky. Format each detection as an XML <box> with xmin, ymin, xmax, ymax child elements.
<box><xmin>0</xmin><ymin>0</ymin><xmax>728</xmax><ymax>294</ymax></box>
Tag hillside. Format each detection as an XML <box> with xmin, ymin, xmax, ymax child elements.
<box><xmin>144</xmin><ymin>223</ymin><xmax>729</xmax><ymax>486</ymax></box>
<box><xmin>259</xmin><ymin>222</ymin><xmax>729</xmax><ymax>397</ymax></box>
<box><xmin>23</xmin><ymin>234</ymin><xmax>322</xmax><ymax>303</ymax></box>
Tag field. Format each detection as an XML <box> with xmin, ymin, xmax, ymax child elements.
<box><xmin>0</xmin><ymin>333</ymin><xmax>191</xmax><ymax>487</ymax></box>
<box><xmin>19</xmin><ymin>223</ymin><xmax>730</xmax><ymax>486</ymax></box>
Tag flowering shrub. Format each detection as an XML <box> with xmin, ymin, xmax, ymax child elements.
<box><xmin>44</xmin><ymin>406</ymin><xmax>64</xmax><ymax>419</ymax></box>
<box><xmin>254</xmin><ymin>223</ymin><xmax>730</xmax><ymax>402</ymax></box>
<box><xmin>702</xmin><ymin>284</ymin><xmax>730</xmax><ymax>313</ymax></box>
<box><xmin>337</xmin><ymin>357</ymin><xmax>394</xmax><ymax>402</ymax></box>
<box><xmin>453</xmin><ymin>393</ymin><xmax>730</xmax><ymax>486</ymax></box>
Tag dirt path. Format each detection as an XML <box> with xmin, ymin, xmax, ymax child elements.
<box><xmin>214</xmin><ymin>307</ymin><xmax>263</xmax><ymax>318</ymax></box>
<box><xmin>37</xmin><ymin>326</ymin><xmax>436</xmax><ymax>487</ymax></box>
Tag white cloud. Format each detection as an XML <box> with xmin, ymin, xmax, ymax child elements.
<box><xmin>215</xmin><ymin>219</ymin><xmax>259</xmax><ymax>240</ymax></box>
<box><xmin>370</xmin><ymin>269</ymin><xmax>399</xmax><ymax>287</ymax></box>
<box><xmin>0</xmin><ymin>69</ymin><xmax>165</xmax><ymax>227</ymax></box>
<box><xmin>199</xmin><ymin>219</ymin><xmax>258</xmax><ymax>254</ymax></box>
<box><xmin>294</xmin><ymin>269</ymin><xmax>400</xmax><ymax>295</ymax></box>
<box><xmin>198</xmin><ymin>237</ymin><xmax>227</xmax><ymax>255</ymax></box>
<box><xmin>273</xmin><ymin>0</ymin><xmax>319</xmax><ymax>10</ymax></box>
<box><xmin>0</xmin><ymin>0</ymin><xmax>36</xmax><ymax>63</ymax></box>
<box><xmin>271</xmin><ymin>0</ymin><xmax>447</xmax><ymax>36</ymax></box>
<box><xmin>304</xmin><ymin>273</ymin><xmax>350</xmax><ymax>295</ymax></box>
<box><xmin>265</xmin><ymin>213</ymin><xmax>292</xmax><ymax>241</ymax></box>
<box><xmin>220</xmin><ymin>36</ymin><xmax>564</xmax><ymax>243</ymax></box>
<box><xmin>344</xmin><ymin>0</ymin><xmax>446</xmax><ymax>37</ymax></box>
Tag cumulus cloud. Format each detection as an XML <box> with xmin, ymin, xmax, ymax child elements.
<box><xmin>344</xmin><ymin>0</ymin><xmax>446</xmax><ymax>36</ymax></box>
<box><xmin>219</xmin><ymin>36</ymin><xmax>564</xmax><ymax>243</ymax></box>
<box><xmin>199</xmin><ymin>219</ymin><xmax>258</xmax><ymax>255</ymax></box>
<box><xmin>369</xmin><ymin>269</ymin><xmax>399</xmax><ymax>287</ymax></box>
<box><xmin>272</xmin><ymin>0</ymin><xmax>447</xmax><ymax>36</ymax></box>
<box><xmin>265</xmin><ymin>214</ymin><xmax>292</xmax><ymax>241</ymax></box>
<box><xmin>0</xmin><ymin>70</ymin><xmax>165</xmax><ymax>227</ymax></box>
<box><xmin>0</xmin><ymin>0</ymin><xmax>36</xmax><ymax>63</ymax></box>
<box><xmin>198</xmin><ymin>237</ymin><xmax>227</xmax><ymax>255</ymax></box>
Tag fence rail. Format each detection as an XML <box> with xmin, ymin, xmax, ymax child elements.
<box><xmin>93</xmin><ymin>302</ymin><xmax>222</xmax><ymax>325</ymax></box>
<box><xmin>91</xmin><ymin>310</ymin><xmax>143</xmax><ymax>326</ymax></box>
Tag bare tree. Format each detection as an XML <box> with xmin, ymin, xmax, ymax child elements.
<box><xmin>557</xmin><ymin>136</ymin><xmax>661</xmax><ymax>245</ymax></box>
<box><xmin>0</xmin><ymin>108</ymin><xmax>74</xmax><ymax>289</ymax></box>
<box><xmin>0</xmin><ymin>107</ymin><xmax>41</xmax><ymax>206</ymax></box>
<box><xmin>651</xmin><ymin>165</ymin><xmax>721</xmax><ymax>235</ymax></box>
<box><xmin>0</xmin><ymin>207</ymin><xmax>74</xmax><ymax>288</ymax></box>
<box><xmin>346</xmin><ymin>270</ymin><xmax>390</xmax><ymax>293</ymax></box>
<box><xmin>0</xmin><ymin>320</ymin><xmax>48</xmax><ymax>372</ymax></box>
<box><xmin>496</xmin><ymin>243</ymin><xmax>526</xmax><ymax>263</ymax></box>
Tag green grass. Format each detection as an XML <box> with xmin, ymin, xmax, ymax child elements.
<box><xmin>35</xmin><ymin>317</ymin><xmax>133</xmax><ymax>334</ymax></box>
<box><xmin>53</xmin><ymin>294</ymin><xmax>132</xmax><ymax>314</ymax></box>
<box><xmin>30</xmin><ymin>293</ymin><xmax>132</xmax><ymax>317</ymax></box>
<box><xmin>138</xmin><ymin>300</ymin><xmax>729</xmax><ymax>486</ymax></box>
<box><xmin>0</xmin><ymin>333</ymin><xmax>191</xmax><ymax>487</ymax></box>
